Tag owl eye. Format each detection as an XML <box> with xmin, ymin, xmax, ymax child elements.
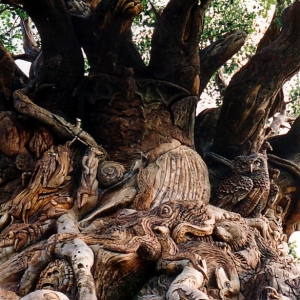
<box><xmin>241</xmin><ymin>162</ymin><xmax>248</xmax><ymax>168</ymax></box>
<box><xmin>254</xmin><ymin>160</ymin><xmax>261</xmax><ymax>167</ymax></box>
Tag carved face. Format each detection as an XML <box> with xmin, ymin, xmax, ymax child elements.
<box><xmin>213</xmin><ymin>220</ymin><xmax>248</xmax><ymax>252</ymax></box>
<box><xmin>90</xmin><ymin>147</ymin><xmax>104</xmax><ymax>157</ymax></box>
<box><xmin>213</xmin><ymin>222</ymin><xmax>233</xmax><ymax>243</ymax></box>
<box><xmin>233</xmin><ymin>153</ymin><xmax>267</xmax><ymax>175</ymax></box>
<box><xmin>36</xmin><ymin>265</ymin><xmax>61</xmax><ymax>290</ymax></box>
<box><xmin>36</xmin><ymin>259</ymin><xmax>74</xmax><ymax>294</ymax></box>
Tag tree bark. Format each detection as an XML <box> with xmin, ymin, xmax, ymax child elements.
<box><xmin>199</xmin><ymin>30</ymin><xmax>247</xmax><ymax>95</ymax></box>
<box><xmin>149</xmin><ymin>0</ymin><xmax>212</xmax><ymax>95</ymax></box>
<box><xmin>0</xmin><ymin>1</ymin><xmax>299</xmax><ymax>300</ymax></box>
<box><xmin>22</xmin><ymin>0</ymin><xmax>84</xmax><ymax>116</ymax></box>
<box><xmin>212</xmin><ymin>1</ymin><xmax>300</xmax><ymax>158</ymax></box>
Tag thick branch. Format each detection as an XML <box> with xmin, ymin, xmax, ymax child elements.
<box><xmin>268</xmin><ymin>115</ymin><xmax>300</xmax><ymax>158</ymax></box>
<box><xmin>256</xmin><ymin>1</ymin><xmax>284</xmax><ymax>119</ymax></box>
<box><xmin>19</xmin><ymin>18</ymin><xmax>40</xmax><ymax>62</ymax></box>
<box><xmin>87</xmin><ymin>0</ymin><xmax>146</xmax><ymax>76</ymax></box>
<box><xmin>0</xmin><ymin>42</ymin><xmax>16</xmax><ymax>102</ymax></box>
<box><xmin>0</xmin><ymin>41</ymin><xmax>29</xmax><ymax>109</ymax></box>
<box><xmin>212</xmin><ymin>1</ymin><xmax>300</xmax><ymax>158</ymax></box>
<box><xmin>22</xmin><ymin>0</ymin><xmax>84</xmax><ymax>114</ymax></box>
<box><xmin>13</xmin><ymin>89</ymin><xmax>107</xmax><ymax>155</ymax></box>
<box><xmin>149</xmin><ymin>0</ymin><xmax>212</xmax><ymax>95</ymax></box>
<box><xmin>199</xmin><ymin>30</ymin><xmax>247</xmax><ymax>95</ymax></box>
<box><xmin>65</xmin><ymin>1</ymin><xmax>97</xmax><ymax>68</ymax></box>
<box><xmin>256</xmin><ymin>5</ymin><xmax>280</xmax><ymax>51</ymax></box>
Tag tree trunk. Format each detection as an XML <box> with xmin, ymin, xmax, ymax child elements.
<box><xmin>0</xmin><ymin>1</ymin><xmax>299</xmax><ymax>300</ymax></box>
<box><xmin>212</xmin><ymin>1</ymin><xmax>300</xmax><ymax>158</ymax></box>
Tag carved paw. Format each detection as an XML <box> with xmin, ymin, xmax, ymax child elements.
<box><xmin>190</xmin><ymin>290</ymin><xmax>210</xmax><ymax>300</ymax></box>
<box><xmin>167</xmin><ymin>286</ymin><xmax>209</xmax><ymax>300</ymax></box>
<box><xmin>1</xmin><ymin>221</ymin><xmax>54</xmax><ymax>253</ymax></box>
<box><xmin>39</xmin><ymin>196</ymin><xmax>73</xmax><ymax>222</ymax></box>
<box><xmin>14</xmin><ymin>222</ymin><xmax>45</xmax><ymax>251</ymax></box>
<box><xmin>39</xmin><ymin>208</ymin><xmax>69</xmax><ymax>222</ymax></box>
<box><xmin>0</xmin><ymin>228</ymin><xmax>29</xmax><ymax>263</ymax></box>
<box><xmin>78</xmin><ymin>218</ymin><xmax>90</xmax><ymax>229</ymax></box>
<box><xmin>0</xmin><ymin>230</ymin><xmax>15</xmax><ymax>249</ymax></box>
<box><xmin>181</xmin><ymin>289</ymin><xmax>209</xmax><ymax>300</ymax></box>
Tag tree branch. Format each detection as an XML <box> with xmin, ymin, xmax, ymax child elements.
<box><xmin>149</xmin><ymin>0</ymin><xmax>212</xmax><ymax>95</ymax></box>
<box><xmin>268</xmin><ymin>115</ymin><xmax>300</xmax><ymax>158</ymax></box>
<box><xmin>199</xmin><ymin>30</ymin><xmax>247</xmax><ymax>95</ymax></box>
<box><xmin>11</xmin><ymin>53</ymin><xmax>35</xmax><ymax>62</ymax></box>
<box><xmin>256</xmin><ymin>4</ymin><xmax>280</xmax><ymax>51</ymax></box>
<box><xmin>21</xmin><ymin>0</ymin><xmax>84</xmax><ymax>115</ymax></box>
<box><xmin>90</xmin><ymin>0</ymin><xmax>146</xmax><ymax>76</ymax></box>
<box><xmin>212</xmin><ymin>1</ymin><xmax>300</xmax><ymax>158</ymax></box>
<box><xmin>20</xmin><ymin>18</ymin><xmax>40</xmax><ymax>61</ymax></box>
<box><xmin>0</xmin><ymin>41</ymin><xmax>29</xmax><ymax>109</ymax></box>
<box><xmin>257</xmin><ymin>1</ymin><xmax>284</xmax><ymax>119</ymax></box>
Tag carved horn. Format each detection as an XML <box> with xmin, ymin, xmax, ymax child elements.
<box><xmin>171</xmin><ymin>222</ymin><xmax>214</xmax><ymax>243</ymax></box>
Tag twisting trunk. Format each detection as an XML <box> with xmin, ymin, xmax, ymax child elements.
<box><xmin>0</xmin><ymin>1</ymin><xmax>299</xmax><ymax>300</ymax></box>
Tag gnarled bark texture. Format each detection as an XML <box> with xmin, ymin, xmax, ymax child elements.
<box><xmin>212</xmin><ymin>1</ymin><xmax>300</xmax><ymax>158</ymax></box>
<box><xmin>0</xmin><ymin>0</ymin><xmax>299</xmax><ymax>300</ymax></box>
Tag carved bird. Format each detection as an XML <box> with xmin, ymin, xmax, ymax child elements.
<box><xmin>214</xmin><ymin>153</ymin><xmax>270</xmax><ymax>218</ymax></box>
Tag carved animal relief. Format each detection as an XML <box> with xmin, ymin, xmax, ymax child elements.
<box><xmin>0</xmin><ymin>0</ymin><xmax>300</xmax><ymax>299</ymax></box>
<box><xmin>0</xmin><ymin>109</ymin><xmax>299</xmax><ymax>300</ymax></box>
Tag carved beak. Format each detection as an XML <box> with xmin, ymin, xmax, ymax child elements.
<box><xmin>249</xmin><ymin>163</ymin><xmax>254</xmax><ymax>173</ymax></box>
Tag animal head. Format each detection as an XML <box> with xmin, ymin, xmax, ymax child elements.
<box><xmin>232</xmin><ymin>153</ymin><xmax>267</xmax><ymax>175</ymax></box>
<box><xmin>213</xmin><ymin>220</ymin><xmax>249</xmax><ymax>252</ymax></box>
<box><xmin>156</xmin><ymin>201</ymin><xmax>208</xmax><ymax>227</ymax></box>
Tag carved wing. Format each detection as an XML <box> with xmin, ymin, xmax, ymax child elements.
<box><xmin>214</xmin><ymin>175</ymin><xmax>253</xmax><ymax>210</ymax></box>
<box><xmin>233</xmin><ymin>188</ymin><xmax>269</xmax><ymax>218</ymax></box>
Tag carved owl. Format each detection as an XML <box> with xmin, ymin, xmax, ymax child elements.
<box><xmin>214</xmin><ymin>153</ymin><xmax>270</xmax><ymax>218</ymax></box>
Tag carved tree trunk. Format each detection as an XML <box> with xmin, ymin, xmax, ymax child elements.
<box><xmin>212</xmin><ymin>1</ymin><xmax>300</xmax><ymax>158</ymax></box>
<box><xmin>0</xmin><ymin>1</ymin><xmax>299</xmax><ymax>300</ymax></box>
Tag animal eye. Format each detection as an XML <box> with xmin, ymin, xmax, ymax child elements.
<box><xmin>159</xmin><ymin>204</ymin><xmax>172</xmax><ymax>217</ymax></box>
<box><xmin>154</xmin><ymin>228</ymin><xmax>161</xmax><ymax>235</ymax></box>
<box><xmin>254</xmin><ymin>160</ymin><xmax>260</xmax><ymax>166</ymax></box>
<box><xmin>241</xmin><ymin>162</ymin><xmax>247</xmax><ymax>168</ymax></box>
